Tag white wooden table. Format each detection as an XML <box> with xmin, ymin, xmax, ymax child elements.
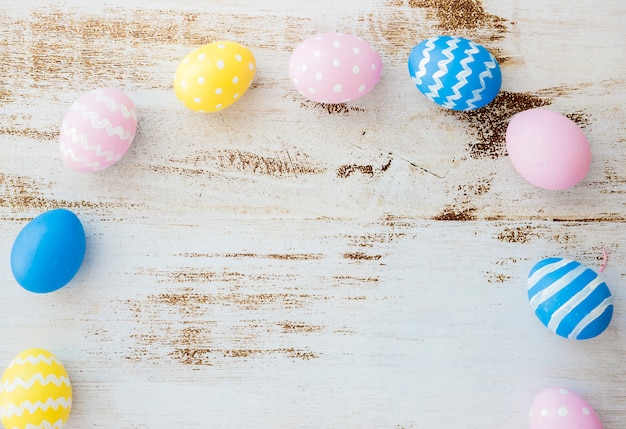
<box><xmin>1</xmin><ymin>0</ymin><xmax>625</xmax><ymax>427</ymax></box>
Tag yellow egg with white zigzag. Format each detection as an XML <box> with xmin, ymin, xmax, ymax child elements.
<box><xmin>0</xmin><ymin>349</ymin><xmax>72</xmax><ymax>429</ymax></box>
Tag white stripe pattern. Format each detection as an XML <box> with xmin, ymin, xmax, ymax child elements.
<box><xmin>6</xmin><ymin>355</ymin><xmax>61</xmax><ymax>369</ymax></box>
<box><xmin>94</xmin><ymin>88</ymin><xmax>137</xmax><ymax>121</ymax></box>
<box><xmin>424</xmin><ymin>37</ymin><xmax>459</xmax><ymax>99</ymax></box>
<box><xmin>70</xmin><ymin>102</ymin><xmax>135</xmax><ymax>141</ymax></box>
<box><xmin>528</xmin><ymin>264</ymin><xmax>588</xmax><ymax>310</ymax></box>
<box><xmin>412</xmin><ymin>37</ymin><xmax>436</xmax><ymax>86</ymax></box>
<box><xmin>527</xmin><ymin>258</ymin><xmax>572</xmax><ymax>287</ymax></box>
<box><xmin>569</xmin><ymin>297</ymin><xmax>613</xmax><ymax>339</ymax></box>
<box><xmin>545</xmin><ymin>275</ymin><xmax>605</xmax><ymax>333</ymax></box>
<box><xmin>0</xmin><ymin>397</ymin><xmax>72</xmax><ymax>418</ymax></box>
<box><xmin>60</xmin><ymin>123</ymin><xmax>125</xmax><ymax>162</ymax></box>
<box><xmin>1</xmin><ymin>374</ymin><xmax>71</xmax><ymax>393</ymax></box>
<box><xmin>527</xmin><ymin>257</ymin><xmax>614</xmax><ymax>339</ymax></box>
<box><xmin>464</xmin><ymin>56</ymin><xmax>498</xmax><ymax>110</ymax></box>
<box><xmin>10</xmin><ymin>419</ymin><xmax>66</xmax><ymax>429</ymax></box>
<box><xmin>441</xmin><ymin>42</ymin><xmax>479</xmax><ymax>109</ymax></box>
<box><xmin>59</xmin><ymin>144</ymin><xmax>103</xmax><ymax>171</ymax></box>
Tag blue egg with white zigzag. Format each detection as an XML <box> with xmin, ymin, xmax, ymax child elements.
<box><xmin>527</xmin><ymin>258</ymin><xmax>613</xmax><ymax>340</ymax></box>
<box><xmin>407</xmin><ymin>36</ymin><xmax>501</xmax><ymax>111</ymax></box>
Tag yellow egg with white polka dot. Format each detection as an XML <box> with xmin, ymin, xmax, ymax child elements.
<box><xmin>174</xmin><ymin>41</ymin><xmax>256</xmax><ymax>112</ymax></box>
<box><xmin>0</xmin><ymin>348</ymin><xmax>72</xmax><ymax>429</ymax></box>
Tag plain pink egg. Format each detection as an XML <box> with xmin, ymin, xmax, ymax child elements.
<box><xmin>506</xmin><ymin>108</ymin><xmax>591</xmax><ymax>190</ymax></box>
<box><xmin>529</xmin><ymin>387</ymin><xmax>603</xmax><ymax>429</ymax></box>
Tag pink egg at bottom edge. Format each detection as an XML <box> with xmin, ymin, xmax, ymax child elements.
<box><xmin>529</xmin><ymin>387</ymin><xmax>603</xmax><ymax>429</ymax></box>
<box><xmin>60</xmin><ymin>87</ymin><xmax>138</xmax><ymax>173</ymax></box>
<box><xmin>288</xmin><ymin>32</ymin><xmax>382</xmax><ymax>104</ymax></box>
<box><xmin>505</xmin><ymin>108</ymin><xmax>590</xmax><ymax>190</ymax></box>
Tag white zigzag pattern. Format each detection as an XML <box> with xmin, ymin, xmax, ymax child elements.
<box><xmin>425</xmin><ymin>37</ymin><xmax>459</xmax><ymax>100</ymax></box>
<box><xmin>1</xmin><ymin>374</ymin><xmax>70</xmax><ymax>393</ymax></box>
<box><xmin>465</xmin><ymin>55</ymin><xmax>498</xmax><ymax>110</ymax></box>
<box><xmin>70</xmin><ymin>102</ymin><xmax>135</xmax><ymax>141</ymax></box>
<box><xmin>60</xmin><ymin>123</ymin><xmax>124</xmax><ymax>163</ymax></box>
<box><xmin>11</xmin><ymin>419</ymin><xmax>66</xmax><ymax>429</ymax></box>
<box><xmin>412</xmin><ymin>37</ymin><xmax>436</xmax><ymax>86</ymax></box>
<box><xmin>59</xmin><ymin>142</ymin><xmax>103</xmax><ymax>172</ymax></box>
<box><xmin>94</xmin><ymin>89</ymin><xmax>137</xmax><ymax>121</ymax></box>
<box><xmin>441</xmin><ymin>42</ymin><xmax>480</xmax><ymax>109</ymax></box>
<box><xmin>0</xmin><ymin>397</ymin><xmax>71</xmax><ymax>418</ymax></box>
<box><xmin>7</xmin><ymin>355</ymin><xmax>60</xmax><ymax>369</ymax></box>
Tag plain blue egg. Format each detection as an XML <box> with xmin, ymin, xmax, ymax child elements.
<box><xmin>11</xmin><ymin>208</ymin><xmax>86</xmax><ymax>293</ymax></box>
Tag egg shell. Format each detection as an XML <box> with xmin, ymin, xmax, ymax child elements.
<box><xmin>288</xmin><ymin>32</ymin><xmax>382</xmax><ymax>104</ymax></box>
<box><xmin>11</xmin><ymin>208</ymin><xmax>86</xmax><ymax>294</ymax></box>
<box><xmin>173</xmin><ymin>41</ymin><xmax>256</xmax><ymax>112</ymax></box>
<box><xmin>527</xmin><ymin>258</ymin><xmax>613</xmax><ymax>340</ymax></box>
<box><xmin>506</xmin><ymin>108</ymin><xmax>591</xmax><ymax>190</ymax></box>
<box><xmin>0</xmin><ymin>348</ymin><xmax>72</xmax><ymax>429</ymax></box>
<box><xmin>530</xmin><ymin>387</ymin><xmax>603</xmax><ymax>429</ymax></box>
<box><xmin>407</xmin><ymin>36</ymin><xmax>501</xmax><ymax>110</ymax></box>
<box><xmin>60</xmin><ymin>87</ymin><xmax>137</xmax><ymax>173</ymax></box>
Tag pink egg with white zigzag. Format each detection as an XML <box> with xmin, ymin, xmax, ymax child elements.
<box><xmin>60</xmin><ymin>88</ymin><xmax>138</xmax><ymax>173</ymax></box>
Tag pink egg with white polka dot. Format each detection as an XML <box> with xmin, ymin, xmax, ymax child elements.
<box><xmin>289</xmin><ymin>32</ymin><xmax>382</xmax><ymax>104</ymax></box>
<box><xmin>529</xmin><ymin>387</ymin><xmax>603</xmax><ymax>429</ymax></box>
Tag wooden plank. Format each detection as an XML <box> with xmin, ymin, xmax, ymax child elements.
<box><xmin>0</xmin><ymin>0</ymin><xmax>625</xmax><ymax>427</ymax></box>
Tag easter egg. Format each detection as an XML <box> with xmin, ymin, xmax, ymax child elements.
<box><xmin>407</xmin><ymin>36</ymin><xmax>501</xmax><ymax>110</ymax></box>
<box><xmin>60</xmin><ymin>87</ymin><xmax>138</xmax><ymax>173</ymax></box>
<box><xmin>288</xmin><ymin>32</ymin><xmax>382</xmax><ymax>104</ymax></box>
<box><xmin>529</xmin><ymin>387</ymin><xmax>603</xmax><ymax>429</ymax></box>
<box><xmin>173</xmin><ymin>41</ymin><xmax>256</xmax><ymax>112</ymax></box>
<box><xmin>506</xmin><ymin>108</ymin><xmax>591</xmax><ymax>190</ymax></box>
<box><xmin>0</xmin><ymin>348</ymin><xmax>72</xmax><ymax>429</ymax></box>
<box><xmin>527</xmin><ymin>258</ymin><xmax>613</xmax><ymax>340</ymax></box>
<box><xmin>11</xmin><ymin>208</ymin><xmax>86</xmax><ymax>294</ymax></box>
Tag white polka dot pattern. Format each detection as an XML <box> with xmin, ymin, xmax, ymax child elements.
<box><xmin>288</xmin><ymin>32</ymin><xmax>382</xmax><ymax>104</ymax></box>
<box><xmin>529</xmin><ymin>387</ymin><xmax>603</xmax><ymax>429</ymax></box>
<box><xmin>174</xmin><ymin>41</ymin><xmax>256</xmax><ymax>112</ymax></box>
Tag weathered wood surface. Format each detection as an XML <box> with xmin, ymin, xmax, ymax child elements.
<box><xmin>1</xmin><ymin>0</ymin><xmax>625</xmax><ymax>427</ymax></box>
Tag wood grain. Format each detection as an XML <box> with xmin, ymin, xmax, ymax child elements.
<box><xmin>1</xmin><ymin>0</ymin><xmax>625</xmax><ymax>427</ymax></box>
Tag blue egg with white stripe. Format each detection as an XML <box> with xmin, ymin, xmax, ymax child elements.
<box><xmin>527</xmin><ymin>258</ymin><xmax>613</xmax><ymax>340</ymax></box>
<box><xmin>407</xmin><ymin>36</ymin><xmax>501</xmax><ymax>111</ymax></box>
